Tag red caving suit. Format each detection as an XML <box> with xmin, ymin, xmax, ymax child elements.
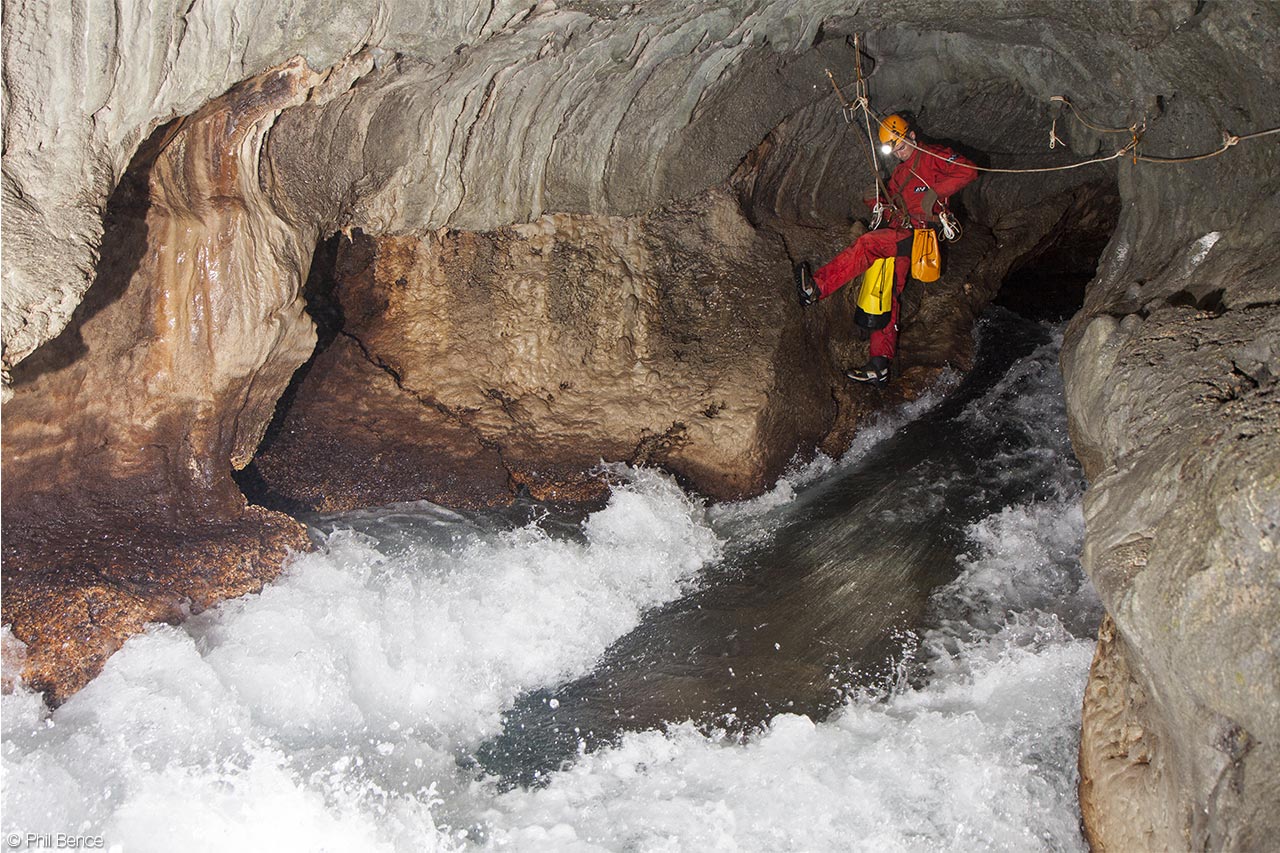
<box><xmin>814</xmin><ymin>142</ymin><xmax>977</xmax><ymax>360</ymax></box>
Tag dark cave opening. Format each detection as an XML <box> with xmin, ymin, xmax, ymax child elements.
<box><xmin>994</xmin><ymin>180</ymin><xmax>1122</xmax><ymax>322</ymax></box>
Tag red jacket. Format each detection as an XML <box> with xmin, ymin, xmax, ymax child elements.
<box><xmin>870</xmin><ymin>142</ymin><xmax>978</xmax><ymax>230</ymax></box>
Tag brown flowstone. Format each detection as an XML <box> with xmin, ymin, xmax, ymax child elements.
<box><xmin>1079</xmin><ymin>614</ymin><xmax>1181</xmax><ymax>852</ymax></box>
<box><xmin>2</xmin><ymin>61</ymin><xmax>328</xmax><ymax>703</ymax></box>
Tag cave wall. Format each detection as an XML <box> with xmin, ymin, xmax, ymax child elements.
<box><xmin>1062</xmin><ymin>143</ymin><xmax>1280</xmax><ymax>849</ymax></box>
<box><xmin>252</xmin><ymin>190</ymin><xmax>845</xmax><ymax>509</ymax></box>
<box><xmin>2</xmin><ymin>0</ymin><xmax>1278</xmax><ymax>847</ymax></box>
<box><xmin>1</xmin><ymin>0</ymin><xmax>858</xmax><ymax>376</ymax></box>
<box><xmin>3</xmin><ymin>0</ymin><xmax>1139</xmax><ymax>377</ymax></box>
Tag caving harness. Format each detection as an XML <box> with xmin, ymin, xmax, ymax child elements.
<box><xmin>828</xmin><ymin>51</ymin><xmax>964</xmax><ymax>302</ymax></box>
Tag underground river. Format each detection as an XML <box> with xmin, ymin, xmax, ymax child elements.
<box><xmin>2</xmin><ymin>307</ymin><xmax>1102</xmax><ymax>851</ymax></box>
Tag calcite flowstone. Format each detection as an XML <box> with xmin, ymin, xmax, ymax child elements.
<box><xmin>1079</xmin><ymin>614</ymin><xmax>1179</xmax><ymax>851</ymax></box>
<box><xmin>2</xmin><ymin>61</ymin><xmax>329</xmax><ymax>702</ymax></box>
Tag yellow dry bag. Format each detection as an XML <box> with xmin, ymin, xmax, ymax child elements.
<box><xmin>855</xmin><ymin>257</ymin><xmax>895</xmax><ymax>331</ymax></box>
<box><xmin>911</xmin><ymin>228</ymin><xmax>941</xmax><ymax>282</ymax></box>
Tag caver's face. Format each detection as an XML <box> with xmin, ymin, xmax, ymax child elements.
<box><xmin>891</xmin><ymin>132</ymin><xmax>914</xmax><ymax>161</ymax></box>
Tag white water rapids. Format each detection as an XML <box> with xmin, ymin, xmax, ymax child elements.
<box><xmin>2</xmin><ymin>317</ymin><xmax>1101</xmax><ymax>852</ymax></box>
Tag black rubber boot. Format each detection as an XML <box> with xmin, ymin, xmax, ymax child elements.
<box><xmin>846</xmin><ymin>356</ymin><xmax>891</xmax><ymax>386</ymax></box>
<box><xmin>794</xmin><ymin>262</ymin><xmax>819</xmax><ymax>307</ymax></box>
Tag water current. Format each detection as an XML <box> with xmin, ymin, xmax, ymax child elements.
<box><xmin>2</xmin><ymin>308</ymin><xmax>1102</xmax><ymax>852</ymax></box>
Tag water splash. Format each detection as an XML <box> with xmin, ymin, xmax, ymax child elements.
<box><xmin>3</xmin><ymin>316</ymin><xmax>1100</xmax><ymax>852</ymax></box>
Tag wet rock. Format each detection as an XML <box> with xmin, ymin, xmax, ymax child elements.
<box><xmin>247</xmin><ymin>335</ymin><xmax>516</xmax><ymax>512</ymax></box>
<box><xmin>1</xmin><ymin>503</ymin><xmax>309</xmax><ymax>704</ymax></box>
<box><xmin>1066</xmin><ymin>289</ymin><xmax>1280</xmax><ymax>848</ymax></box>
<box><xmin>1079</xmin><ymin>614</ymin><xmax>1180</xmax><ymax>851</ymax></box>
<box><xmin>251</xmin><ymin>185</ymin><xmax>1034</xmax><ymax>508</ymax></box>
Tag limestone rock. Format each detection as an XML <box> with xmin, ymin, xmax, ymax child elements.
<box><xmin>1066</xmin><ymin>258</ymin><xmax>1280</xmax><ymax>849</ymax></box>
<box><xmin>2</xmin><ymin>506</ymin><xmax>310</xmax><ymax>703</ymax></box>
<box><xmin>254</xmin><ymin>189</ymin><xmax>847</xmax><ymax>505</ymax></box>
<box><xmin>248</xmin><ymin>335</ymin><xmax>515</xmax><ymax>512</ymax></box>
<box><xmin>1079</xmin><ymin>614</ymin><xmax>1180</xmax><ymax>851</ymax></box>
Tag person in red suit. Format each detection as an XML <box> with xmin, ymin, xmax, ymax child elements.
<box><xmin>795</xmin><ymin>114</ymin><xmax>977</xmax><ymax>385</ymax></box>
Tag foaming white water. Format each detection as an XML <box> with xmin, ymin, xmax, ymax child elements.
<box><xmin>3</xmin><ymin>322</ymin><xmax>1100</xmax><ymax>852</ymax></box>
<box><xmin>3</xmin><ymin>469</ymin><xmax>720</xmax><ymax>852</ymax></box>
<box><xmin>483</xmin><ymin>626</ymin><xmax>1093</xmax><ymax>852</ymax></box>
<box><xmin>479</xmin><ymin>485</ymin><xmax>1098</xmax><ymax>852</ymax></box>
<box><xmin>474</xmin><ymin>322</ymin><xmax>1100</xmax><ymax>851</ymax></box>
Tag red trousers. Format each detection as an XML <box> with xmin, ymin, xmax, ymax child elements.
<box><xmin>813</xmin><ymin>227</ymin><xmax>912</xmax><ymax>360</ymax></box>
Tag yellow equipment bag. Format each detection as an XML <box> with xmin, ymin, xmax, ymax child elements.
<box><xmin>911</xmin><ymin>228</ymin><xmax>941</xmax><ymax>282</ymax></box>
<box><xmin>855</xmin><ymin>257</ymin><xmax>895</xmax><ymax>331</ymax></box>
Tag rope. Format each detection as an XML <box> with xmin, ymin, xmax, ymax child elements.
<box><xmin>823</xmin><ymin>59</ymin><xmax>1280</xmax><ymax>175</ymax></box>
<box><xmin>828</xmin><ymin>36</ymin><xmax>896</xmax><ymax>225</ymax></box>
<box><xmin>1049</xmin><ymin>95</ymin><xmax>1143</xmax><ymax>135</ymax></box>
<box><xmin>1133</xmin><ymin>127</ymin><xmax>1280</xmax><ymax>163</ymax></box>
<box><xmin>829</xmin><ymin>35</ymin><xmax>892</xmax><ymax>204</ymax></box>
<box><xmin>859</xmin><ymin>97</ymin><xmax>1137</xmax><ymax>174</ymax></box>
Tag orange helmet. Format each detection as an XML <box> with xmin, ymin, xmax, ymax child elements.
<box><xmin>878</xmin><ymin>113</ymin><xmax>909</xmax><ymax>146</ymax></box>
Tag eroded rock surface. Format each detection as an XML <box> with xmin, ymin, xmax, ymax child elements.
<box><xmin>1066</xmin><ymin>300</ymin><xmax>1280</xmax><ymax>851</ymax></box>
<box><xmin>253</xmin><ymin>191</ymin><xmax>862</xmax><ymax>508</ymax></box>
<box><xmin>249</xmin><ymin>333</ymin><xmax>516</xmax><ymax>511</ymax></box>
<box><xmin>2</xmin><ymin>2</ymin><xmax>1278</xmax><ymax>845</ymax></box>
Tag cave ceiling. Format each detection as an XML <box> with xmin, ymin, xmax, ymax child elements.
<box><xmin>8</xmin><ymin>0</ymin><xmax>1270</xmax><ymax>376</ymax></box>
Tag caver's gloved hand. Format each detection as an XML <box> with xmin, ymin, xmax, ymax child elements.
<box><xmin>887</xmin><ymin>194</ymin><xmax>909</xmax><ymax>226</ymax></box>
<box><xmin>921</xmin><ymin>188</ymin><xmax>939</xmax><ymax>223</ymax></box>
<box><xmin>794</xmin><ymin>261</ymin><xmax>819</xmax><ymax>307</ymax></box>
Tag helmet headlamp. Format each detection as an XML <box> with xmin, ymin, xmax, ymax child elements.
<box><xmin>877</xmin><ymin>113</ymin><xmax>910</xmax><ymax>157</ymax></box>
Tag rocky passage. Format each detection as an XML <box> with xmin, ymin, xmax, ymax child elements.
<box><xmin>2</xmin><ymin>1</ymin><xmax>1277</xmax><ymax>848</ymax></box>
